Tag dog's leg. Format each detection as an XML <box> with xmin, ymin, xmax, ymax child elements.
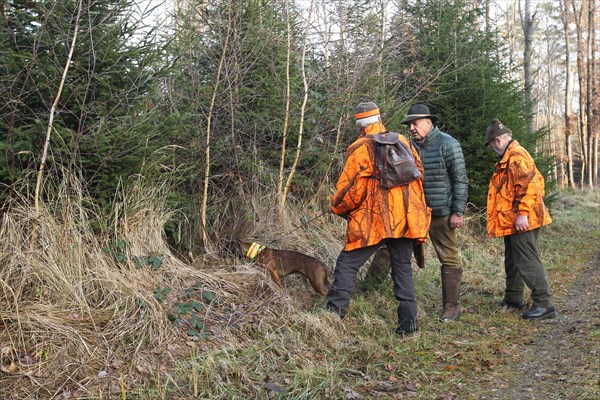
<box><xmin>266</xmin><ymin>266</ymin><xmax>284</xmax><ymax>288</ymax></box>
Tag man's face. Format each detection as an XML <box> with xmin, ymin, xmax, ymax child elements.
<box><xmin>488</xmin><ymin>136</ymin><xmax>505</xmax><ymax>156</ymax></box>
<box><xmin>408</xmin><ymin>118</ymin><xmax>432</xmax><ymax>141</ymax></box>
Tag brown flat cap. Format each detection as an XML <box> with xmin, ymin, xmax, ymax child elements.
<box><xmin>484</xmin><ymin>118</ymin><xmax>512</xmax><ymax>145</ymax></box>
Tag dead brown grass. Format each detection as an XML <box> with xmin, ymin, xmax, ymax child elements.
<box><xmin>0</xmin><ymin>180</ymin><xmax>247</xmax><ymax>398</ymax></box>
<box><xmin>1</xmin><ymin>185</ymin><xmax>598</xmax><ymax>399</ymax></box>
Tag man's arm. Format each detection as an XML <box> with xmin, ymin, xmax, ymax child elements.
<box><xmin>331</xmin><ymin>141</ymin><xmax>371</xmax><ymax>216</ymax></box>
<box><xmin>444</xmin><ymin>138</ymin><xmax>468</xmax><ymax>213</ymax></box>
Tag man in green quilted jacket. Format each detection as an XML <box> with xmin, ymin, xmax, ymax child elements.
<box><xmin>402</xmin><ymin>104</ymin><xmax>468</xmax><ymax>322</ymax></box>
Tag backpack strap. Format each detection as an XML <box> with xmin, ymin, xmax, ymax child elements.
<box><xmin>372</xmin><ymin>131</ymin><xmax>399</xmax><ymax>145</ymax></box>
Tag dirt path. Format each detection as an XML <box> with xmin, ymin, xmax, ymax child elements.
<box><xmin>484</xmin><ymin>252</ymin><xmax>600</xmax><ymax>399</ymax></box>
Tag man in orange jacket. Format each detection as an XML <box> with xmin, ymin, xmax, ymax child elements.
<box><xmin>326</xmin><ymin>102</ymin><xmax>431</xmax><ymax>335</ymax></box>
<box><xmin>485</xmin><ymin>119</ymin><xmax>556</xmax><ymax>320</ymax></box>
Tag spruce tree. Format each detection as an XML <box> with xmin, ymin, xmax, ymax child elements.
<box><xmin>387</xmin><ymin>0</ymin><xmax>539</xmax><ymax>207</ymax></box>
<box><xmin>0</xmin><ymin>0</ymin><xmax>168</xmax><ymax>208</ymax></box>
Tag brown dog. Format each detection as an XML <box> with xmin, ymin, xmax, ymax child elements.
<box><xmin>240</xmin><ymin>241</ymin><xmax>332</xmax><ymax>295</ymax></box>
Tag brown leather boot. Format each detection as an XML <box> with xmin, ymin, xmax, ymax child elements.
<box><xmin>440</xmin><ymin>266</ymin><xmax>463</xmax><ymax>322</ymax></box>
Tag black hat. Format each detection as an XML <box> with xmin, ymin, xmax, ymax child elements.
<box><xmin>400</xmin><ymin>104</ymin><xmax>437</xmax><ymax>124</ymax></box>
<box><xmin>484</xmin><ymin>118</ymin><xmax>512</xmax><ymax>145</ymax></box>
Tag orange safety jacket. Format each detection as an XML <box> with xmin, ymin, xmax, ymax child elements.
<box><xmin>331</xmin><ymin>122</ymin><xmax>431</xmax><ymax>251</ymax></box>
<box><xmin>486</xmin><ymin>140</ymin><xmax>552</xmax><ymax>238</ymax></box>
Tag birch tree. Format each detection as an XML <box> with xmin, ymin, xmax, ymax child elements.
<box><xmin>520</xmin><ymin>0</ymin><xmax>536</xmax><ymax>135</ymax></box>
<box><xmin>281</xmin><ymin>0</ymin><xmax>315</xmax><ymax>208</ymax></box>
<box><xmin>558</xmin><ymin>0</ymin><xmax>576</xmax><ymax>188</ymax></box>
<box><xmin>585</xmin><ymin>0</ymin><xmax>596</xmax><ymax>186</ymax></box>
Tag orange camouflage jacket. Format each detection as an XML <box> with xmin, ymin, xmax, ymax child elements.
<box><xmin>486</xmin><ymin>140</ymin><xmax>552</xmax><ymax>238</ymax></box>
<box><xmin>331</xmin><ymin>122</ymin><xmax>431</xmax><ymax>251</ymax></box>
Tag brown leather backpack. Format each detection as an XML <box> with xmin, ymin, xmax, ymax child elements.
<box><xmin>372</xmin><ymin>132</ymin><xmax>421</xmax><ymax>188</ymax></box>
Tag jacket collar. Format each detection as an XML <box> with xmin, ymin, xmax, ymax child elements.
<box><xmin>363</xmin><ymin>121</ymin><xmax>387</xmax><ymax>136</ymax></box>
<box><xmin>498</xmin><ymin>139</ymin><xmax>517</xmax><ymax>163</ymax></box>
<box><xmin>415</xmin><ymin>126</ymin><xmax>439</xmax><ymax>146</ymax></box>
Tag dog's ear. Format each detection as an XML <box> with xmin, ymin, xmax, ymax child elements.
<box><xmin>239</xmin><ymin>241</ymin><xmax>253</xmax><ymax>255</ymax></box>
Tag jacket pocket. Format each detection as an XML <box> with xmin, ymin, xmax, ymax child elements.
<box><xmin>497</xmin><ymin>209</ymin><xmax>517</xmax><ymax>228</ymax></box>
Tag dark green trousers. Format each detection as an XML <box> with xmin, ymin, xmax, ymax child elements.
<box><xmin>503</xmin><ymin>228</ymin><xmax>554</xmax><ymax>308</ymax></box>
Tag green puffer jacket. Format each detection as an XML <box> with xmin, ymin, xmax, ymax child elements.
<box><xmin>411</xmin><ymin>127</ymin><xmax>468</xmax><ymax>217</ymax></box>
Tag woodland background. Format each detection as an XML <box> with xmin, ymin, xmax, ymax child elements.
<box><xmin>0</xmin><ymin>0</ymin><xmax>598</xmax><ymax>399</ymax></box>
<box><xmin>1</xmin><ymin>0</ymin><xmax>597</xmax><ymax>252</ymax></box>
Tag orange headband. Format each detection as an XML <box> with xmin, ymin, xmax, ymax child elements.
<box><xmin>354</xmin><ymin>108</ymin><xmax>380</xmax><ymax>119</ymax></box>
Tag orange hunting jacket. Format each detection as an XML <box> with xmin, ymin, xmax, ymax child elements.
<box><xmin>486</xmin><ymin>140</ymin><xmax>552</xmax><ymax>238</ymax></box>
<box><xmin>331</xmin><ymin>122</ymin><xmax>431</xmax><ymax>251</ymax></box>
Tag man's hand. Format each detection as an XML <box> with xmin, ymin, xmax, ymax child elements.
<box><xmin>515</xmin><ymin>215</ymin><xmax>529</xmax><ymax>232</ymax></box>
<box><xmin>450</xmin><ymin>213</ymin><xmax>464</xmax><ymax>229</ymax></box>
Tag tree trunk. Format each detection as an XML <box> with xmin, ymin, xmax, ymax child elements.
<box><xmin>567</xmin><ymin>133</ymin><xmax>575</xmax><ymax>187</ymax></box>
<box><xmin>571</xmin><ymin>0</ymin><xmax>588</xmax><ymax>188</ymax></box>
<box><xmin>200</xmin><ymin>2</ymin><xmax>232</xmax><ymax>248</ymax></box>
<box><xmin>559</xmin><ymin>0</ymin><xmax>574</xmax><ymax>188</ymax></box>
<box><xmin>34</xmin><ymin>0</ymin><xmax>83</xmax><ymax>215</ymax></box>
<box><xmin>278</xmin><ymin>0</ymin><xmax>292</xmax><ymax>213</ymax></box>
<box><xmin>483</xmin><ymin>0</ymin><xmax>491</xmax><ymax>33</ymax></box>
<box><xmin>520</xmin><ymin>0</ymin><xmax>536</xmax><ymax>135</ymax></box>
<box><xmin>282</xmin><ymin>0</ymin><xmax>315</xmax><ymax>205</ymax></box>
<box><xmin>586</xmin><ymin>0</ymin><xmax>596</xmax><ymax>187</ymax></box>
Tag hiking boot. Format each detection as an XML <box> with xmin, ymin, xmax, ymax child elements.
<box><xmin>498</xmin><ymin>299</ymin><xmax>526</xmax><ymax>310</ymax></box>
<box><xmin>523</xmin><ymin>305</ymin><xmax>556</xmax><ymax>320</ymax></box>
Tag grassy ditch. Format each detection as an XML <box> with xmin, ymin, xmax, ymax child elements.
<box><xmin>1</xmin><ymin>189</ymin><xmax>598</xmax><ymax>399</ymax></box>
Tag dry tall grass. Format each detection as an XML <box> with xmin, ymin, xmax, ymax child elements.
<box><xmin>0</xmin><ymin>179</ymin><xmax>235</xmax><ymax>398</ymax></box>
<box><xmin>2</xmin><ymin>184</ymin><xmax>598</xmax><ymax>399</ymax></box>
<box><xmin>0</xmin><ymin>178</ymin><xmax>347</xmax><ymax>399</ymax></box>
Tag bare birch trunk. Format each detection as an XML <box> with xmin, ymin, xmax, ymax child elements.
<box><xmin>585</xmin><ymin>0</ymin><xmax>595</xmax><ymax>187</ymax></box>
<box><xmin>571</xmin><ymin>0</ymin><xmax>588</xmax><ymax>187</ymax></box>
<box><xmin>483</xmin><ymin>0</ymin><xmax>491</xmax><ymax>33</ymax></box>
<box><xmin>520</xmin><ymin>0</ymin><xmax>536</xmax><ymax>135</ymax></box>
<box><xmin>34</xmin><ymin>0</ymin><xmax>83</xmax><ymax>218</ymax></box>
<box><xmin>567</xmin><ymin>134</ymin><xmax>574</xmax><ymax>187</ymax></box>
<box><xmin>200</xmin><ymin>3</ymin><xmax>232</xmax><ymax>248</ymax></box>
<box><xmin>311</xmin><ymin>2</ymin><xmax>352</xmax><ymax>205</ymax></box>
<box><xmin>282</xmin><ymin>0</ymin><xmax>315</xmax><ymax>205</ymax></box>
<box><xmin>559</xmin><ymin>0</ymin><xmax>575</xmax><ymax>188</ymax></box>
<box><xmin>278</xmin><ymin>0</ymin><xmax>292</xmax><ymax>213</ymax></box>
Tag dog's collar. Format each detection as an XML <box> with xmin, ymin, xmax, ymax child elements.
<box><xmin>245</xmin><ymin>242</ymin><xmax>265</xmax><ymax>260</ymax></box>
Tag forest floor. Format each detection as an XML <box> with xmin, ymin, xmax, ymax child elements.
<box><xmin>478</xmin><ymin>251</ymin><xmax>600</xmax><ymax>400</ymax></box>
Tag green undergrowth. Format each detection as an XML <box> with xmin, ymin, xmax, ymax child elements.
<box><xmin>85</xmin><ymin>190</ymin><xmax>600</xmax><ymax>398</ymax></box>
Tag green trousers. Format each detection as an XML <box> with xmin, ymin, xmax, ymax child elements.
<box><xmin>503</xmin><ymin>228</ymin><xmax>554</xmax><ymax>308</ymax></box>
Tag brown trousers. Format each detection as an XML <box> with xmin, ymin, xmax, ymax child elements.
<box><xmin>429</xmin><ymin>216</ymin><xmax>459</xmax><ymax>269</ymax></box>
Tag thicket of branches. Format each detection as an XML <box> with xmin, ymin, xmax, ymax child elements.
<box><xmin>1</xmin><ymin>0</ymin><xmax>597</xmax><ymax>250</ymax></box>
